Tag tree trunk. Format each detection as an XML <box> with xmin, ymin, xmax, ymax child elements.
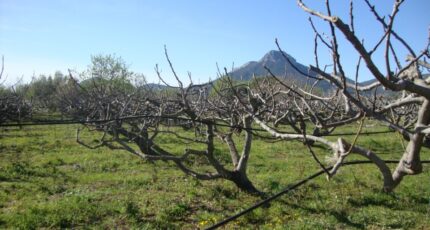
<box><xmin>228</xmin><ymin>170</ymin><xmax>262</xmax><ymax>196</ymax></box>
<box><xmin>389</xmin><ymin>99</ymin><xmax>430</xmax><ymax>191</ymax></box>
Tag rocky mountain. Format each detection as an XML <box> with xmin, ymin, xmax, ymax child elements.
<box><xmin>228</xmin><ymin>50</ymin><xmax>328</xmax><ymax>86</ymax></box>
<box><xmin>228</xmin><ymin>50</ymin><xmax>396</xmax><ymax>95</ymax></box>
<box><xmin>229</xmin><ymin>50</ymin><xmax>310</xmax><ymax>81</ymax></box>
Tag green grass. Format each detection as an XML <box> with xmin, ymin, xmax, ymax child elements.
<box><xmin>0</xmin><ymin>122</ymin><xmax>429</xmax><ymax>229</ymax></box>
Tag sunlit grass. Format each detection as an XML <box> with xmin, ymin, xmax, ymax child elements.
<box><xmin>0</xmin><ymin>122</ymin><xmax>429</xmax><ymax>229</ymax></box>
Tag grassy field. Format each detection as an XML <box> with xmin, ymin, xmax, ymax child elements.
<box><xmin>0</xmin><ymin>122</ymin><xmax>429</xmax><ymax>229</ymax></box>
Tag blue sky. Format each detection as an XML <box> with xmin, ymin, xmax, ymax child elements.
<box><xmin>0</xmin><ymin>0</ymin><xmax>429</xmax><ymax>85</ymax></box>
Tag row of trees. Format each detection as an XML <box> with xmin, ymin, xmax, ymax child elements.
<box><xmin>0</xmin><ymin>55</ymin><xmax>141</xmax><ymax>123</ymax></box>
<box><xmin>0</xmin><ymin>57</ymin><xmax>32</xmax><ymax>124</ymax></box>
<box><xmin>59</xmin><ymin>1</ymin><xmax>429</xmax><ymax>195</ymax></box>
<box><xmin>2</xmin><ymin>0</ymin><xmax>429</xmax><ymax>196</ymax></box>
<box><xmin>0</xmin><ymin>60</ymin><xmax>69</xmax><ymax>123</ymax></box>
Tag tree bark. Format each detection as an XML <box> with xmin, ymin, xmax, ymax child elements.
<box><xmin>228</xmin><ymin>170</ymin><xmax>262</xmax><ymax>196</ymax></box>
<box><xmin>390</xmin><ymin>99</ymin><xmax>430</xmax><ymax>191</ymax></box>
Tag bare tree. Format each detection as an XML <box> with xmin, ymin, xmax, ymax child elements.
<box><xmin>238</xmin><ymin>0</ymin><xmax>430</xmax><ymax>192</ymax></box>
<box><xmin>60</xmin><ymin>53</ymin><xmax>263</xmax><ymax>195</ymax></box>
<box><xmin>0</xmin><ymin>57</ymin><xmax>32</xmax><ymax>125</ymax></box>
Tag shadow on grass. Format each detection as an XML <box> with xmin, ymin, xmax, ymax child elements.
<box><xmin>330</xmin><ymin>210</ymin><xmax>365</xmax><ymax>229</ymax></box>
<box><xmin>0</xmin><ymin>219</ymin><xmax>6</xmax><ymax>227</ymax></box>
<box><xmin>275</xmin><ymin>186</ymin><xmax>428</xmax><ymax>229</ymax></box>
<box><xmin>347</xmin><ymin>194</ymin><xmax>396</xmax><ymax>209</ymax></box>
<box><xmin>280</xmin><ymin>201</ymin><xmax>365</xmax><ymax>229</ymax></box>
<box><xmin>347</xmin><ymin>191</ymin><xmax>429</xmax><ymax>210</ymax></box>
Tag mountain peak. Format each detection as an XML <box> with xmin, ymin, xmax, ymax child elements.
<box><xmin>260</xmin><ymin>50</ymin><xmax>296</xmax><ymax>64</ymax></box>
<box><xmin>228</xmin><ymin>50</ymin><xmax>308</xmax><ymax>81</ymax></box>
<box><xmin>226</xmin><ymin>50</ymin><xmax>333</xmax><ymax>88</ymax></box>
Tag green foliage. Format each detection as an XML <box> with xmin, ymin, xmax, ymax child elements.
<box><xmin>80</xmin><ymin>54</ymin><xmax>136</xmax><ymax>94</ymax></box>
<box><xmin>20</xmin><ymin>71</ymin><xmax>67</xmax><ymax>111</ymax></box>
<box><xmin>0</xmin><ymin>123</ymin><xmax>429</xmax><ymax>228</ymax></box>
<box><xmin>0</xmin><ymin>85</ymin><xmax>11</xmax><ymax>96</ymax></box>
